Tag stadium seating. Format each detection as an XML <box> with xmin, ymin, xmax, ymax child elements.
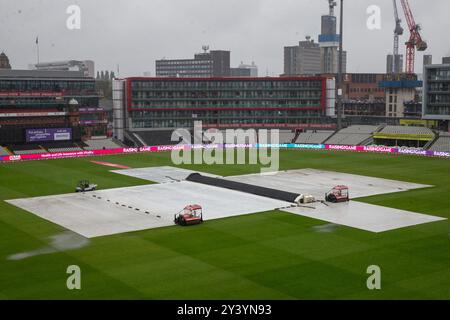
<box><xmin>325</xmin><ymin>125</ymin><xmax>380</xmax><ymax>146</ymax></box>
<box><xmin>123</xmin><ymin>130</ymin><xmax>146</xmax><ymax>147</ymax></box>
<box><xmin>373</xmin><ymin>126</ymin><xmax>436</xmax><ymax>148</ymax></box>
<box><xmin>48</xmin><ymin>147</ymin><xmax>84</xmax><ymax>153</ymax></box>
<box><xmin>84</xmin><ymin>139</ymin><xmax>122</xmax><ymax>150</ymax></box>
<box><xmin>134</xmin><ymin>129</ymin><xmax>287</xmax><ymax>146</ymax></box>
<box><xmin>430</xmin><ymin>134</ymin><xmax>450</xmax><ymax>152</ymax></box>
<box><xmin>206</xmin><ymin>129</ymin><xmax>294</xmax><ymax>144</ymax></box>
<box><xmin>42</xmin><ymin>142</ymin><xmax>84</xmax><ymax>153</ymax></box>
<box><xmin>338</xmin><ymin>125</ymin><xmax>381</xmax><ymax>134</ymax></box>
<box><xmin>135</xmin><ymin>130</ymin><xmax>187</xmax><ymax>146</ymax></box>
<box><xmin>207</xmin><ymin>129</ymin><xmax>224</xmax><ymax>144</ymax></box>
<box><xmin>296</xmin><ymin>131</ymin><xmax>335</xmax><ymax>144</ymax></box>
<box><xmin>379</xmin><ymin>126</ymin><xmax>435</xmax><ymax>136</ymax></box>
<box><xmin>278</xmin><ymin>130</ymin><xmax>296</xmax><ymax>144</ymax></box>
<box><xmin>13</xmin><ymin>149</ymin><xmax>47</xmax><ymax>155</ymax></box>
<box><xmin>0</xmin><ymin>146</ymin><xmax>10</xmax><ymax>156</ymax></box>
<box><xmin>9</xmin><ymin>144</ymin><xmax>47</xmax><ymax>155</ymax></box>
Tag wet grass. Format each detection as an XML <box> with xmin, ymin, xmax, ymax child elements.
<box><xmin>0</xmin><ymin>150</ymin><xmax>448</xmax><ymax>299</ymax></box>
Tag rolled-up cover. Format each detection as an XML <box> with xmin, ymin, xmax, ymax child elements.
<box><xmin>186</xmin><ymin>173</ymin><xmax>301</xmax><ymax>203</ymax></box>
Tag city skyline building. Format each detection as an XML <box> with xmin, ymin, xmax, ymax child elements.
<box><xmin>0</xmin><ymin>52</ymin><xmax>12</xmax><ymax>69</ymax></box>
<box><xmin>155</xmin><ymin>48</ymin><xmax>231</xmax><ymax>78</ymax></box>
<box><xmin>422</xmin><ymin>61</ymin><xmax>450</xmax><ymax>131</ymax></box>
<box><xmin>284</xmin><ymin>37</ymin><xmax>321</xmax><ymax>76</ymax></box>
<box><xmin>231</xmin><ymin>62</ymin><xmax>259</xmax><ymax>77</ymax></box>
<box><xmin>31</xmin><ymin>60</ymin><xmax>95</xmax><ymax>78</ymax></box>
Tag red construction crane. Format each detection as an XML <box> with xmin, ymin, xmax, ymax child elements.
<box><xmin>400</xmin><ymin>0</ymin><xmax>427</xmax><ymax>74</ymax></box>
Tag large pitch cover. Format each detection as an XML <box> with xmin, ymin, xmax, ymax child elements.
<box><xmin>186</xmin><ymin>173</ymin><xmax>301</xmax><ymax>203</ymax></box>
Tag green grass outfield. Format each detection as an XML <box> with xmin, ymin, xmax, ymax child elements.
<box><xmin>0</xmin><ymin>150</ymin><xmax>449</xmax><ymax>299</ymax></box>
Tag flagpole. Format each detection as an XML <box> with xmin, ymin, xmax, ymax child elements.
<box><xmin>36</xmin><ymin>37</ymin><xmax>40</xmax><ymax>65</ymax></box>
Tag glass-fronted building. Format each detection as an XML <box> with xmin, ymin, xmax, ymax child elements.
<box><xmin>423</xmin><ymin>64</ymin><xmax>450</xmax><ymax>130</ymax></box>
<box><xmin>114</xmin><ymin>77</ymin><xmax>327</xmax><ymax>136</ymax></box>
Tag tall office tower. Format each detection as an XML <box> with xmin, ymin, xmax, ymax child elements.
<box><xmin>156</xmin><ymin>47</ymin><xmax>231</xmax><ymax>78</ymax></box>
<box><xmin>284</xmin><ymin>36</ymin><xmax>321</xmax><ymax>75</ymax></box>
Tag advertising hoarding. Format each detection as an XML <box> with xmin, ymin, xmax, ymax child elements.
<box><xmin>26</xmin><ymin>128</ymin><xmax>72</xmax><ymax>143</ymax></box>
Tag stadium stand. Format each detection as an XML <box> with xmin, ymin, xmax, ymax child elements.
<box><xmin>202</xmin><ymin>129</ymin><xmax>221</xmax><ymax>144</ymax></box>
<box><xmin>203</xmin><ymin>129</ymin><xmax>295</xmax><ymax>144</ymax></box>
<box><xmin>0</xmin><ymin>146</ymin><xmax>10</xmax><ymax>156</ymax></box>
<box><xmin>133</xmin><ymin>129</ymin><xmax>272</xmax><ymax>146</ymax></box>
<box><xmin>226</xmin><ymin>129</ymin><xmax>258</xmax><ymax>144</ymax></box>
<box><xmin>204</xmin><ymin>129</ymin><xmax>293</xmax><ymax>144</ymax></box>
<box><xmin>296</xmin><ymin>131</ymin><xmax>335</xmax><ymax>144</ymax></box>
<box><xmin>325</xmin><ymin>125</ymin><xmax>380</xmax><ymax>146</ymax></box>
<box><xmin>41</xmin><ymin>142</ymin><xmax>84</xmax><ymax>153</ymax></box>
<box><xmin>123</xmin><ymin>130</ymin><xmax>145</xmax><ymax>147</ymax></box>
<box><xmin>9</xmin><ymin>144</ymin><xmax>47</xmax><ymax>155</ymax></box>
<box><xmin>47</xmin><ymin>148</ymin><xmax>83</xmax><ymax>153</ymax></box>
<box><xmin>378</xmin><ymin>126</ymin><xmax>435</xmax><ymax>136</ymax></box>
<box><xmin>193</xmin><ymin>129</ymin><xmax>207</xmax><ymax>144</ymax></box>
<box><xmin>278</xmin><ymin>130</ymin><xmax>296</xmax><ymax>144</ymax></box>
<box><xmin>131</xmin><ymin>129</ymin><xmax>306</xmax><ymax>146</ymax></box>
<box><xmin>135</xmin><ymin>130</ymin><xmax>187</xmax><ymax>146</ymax></box>
<box><xmin>373</xmin><ymin>125</ymin><xmax>436</xmax><ymax>148</ymax></box>
<box><xmin>84</xmin><ymin>139</ymin><xmax>122</xmax><ymax>150</ymax></box>
<box><xmin>131</xmin><ymin>132</ymin><xmax>147</xmax><ymax>147</ymax></box>
<box><xmin>13</xmin><ymin>150</ymin><xmax>47</xmax><ymax>155</ymax></box>
<box><xmin>429</xmin><ymin>133</ymin><xmax>450</xmax><ymax>152</ymax></box>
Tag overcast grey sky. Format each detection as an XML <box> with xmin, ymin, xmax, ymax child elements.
<box><xmin>1</xmin><ymin>0</ymin><xmax>449</xmax><ymax>77</ymax></box>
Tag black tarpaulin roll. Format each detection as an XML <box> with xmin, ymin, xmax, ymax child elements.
<box><xmin>186</xmin><ymin>173</ymin><xmax>301</xmax><ymax>203</ymax></box>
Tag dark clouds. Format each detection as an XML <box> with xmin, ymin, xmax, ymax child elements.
<box><xmin>0</xmin><ymin>0</ymin><xmax>448</xmax><ymax>76</ymax></box>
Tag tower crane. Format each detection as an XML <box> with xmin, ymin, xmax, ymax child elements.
<box><xmin>391</xmin><ymin>0</ymin><xmax>404</xmax><ymax>74</ymax></box>
<box><xmin>327</xmin><ymin>0</ymin><xmax>337</xmax><ymax>16</ymax></box>
<box><xmin>399</xmin><ymin>0</ymin><xmax>427</xmax><ymax>74</ymax></box>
